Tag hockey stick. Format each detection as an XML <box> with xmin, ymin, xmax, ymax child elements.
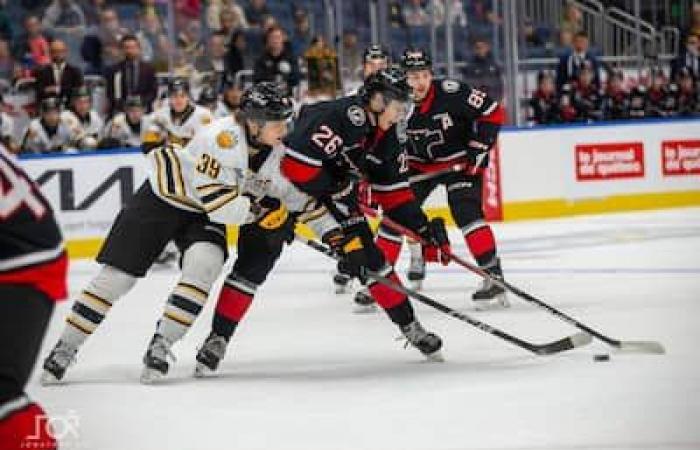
<box><xmin>296</xmin><ymin>233</ymin><xmax>592</xmax><ymax>356</ymax></box>
<box><xmin>361</xmin><ymin>206</ymin><xmax>666</xmax><ymax>355</ymax></box>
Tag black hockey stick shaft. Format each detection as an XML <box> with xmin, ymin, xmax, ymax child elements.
<box><xmin>362</xmin><ymin>206</ymin><xmax>665</xmax><ymax>354</ymax></box>
<box><xmin>296</xmin><ymin>234</ymin><xmax>590</xmax><ymax>356</ymax></box>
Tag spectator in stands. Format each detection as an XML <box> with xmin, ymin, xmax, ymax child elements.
<box><xmin>195</xmin><ymin>31</ymin><xmax>228</xmax><ymax>86</ymax></box>
<box><xmin>245</xmin><ymin>0</ymin><xmax>270</xmax><ymax>28</ymax></box>
<box><xmin>556</xmin><ymin>31</ymin><xmax>600</xmax><ymax>90</ymax></box>
<box><xmin>529</xmin><ymin>71</ymin><xmax>559</xmax><ymax>125</ymax></box>
<box><xmin>0</xmin><ymin>38</ymin><xmax>15</xmax><ymax>82</ymax></box>
<box><xmin>445</xmin><ymin>0</ymin><xmax>468</xmax><ymax>27</ymax></box>
<box><xmin>676</xmin><ymin>67</ymin><xmax>699</xmax><ymax>116</ymax></box>
<box><xmin>671</xmin><ymin>33</ymin><xmax>700</xmax><ymax>81</ymax></box>
<box><xmin>42</xmin><ymin>0</ymin><xmax>87</xmax><ymax>30</ymax></box>
<box><xmin>388</xmin><ymin>1</ymin><xmax>405</xmax><ymax>28</ymax></box>
<box><xmin>461</xmin><ymin>36</ymin><xmax>503</xmax><ymax>100</ymax></box>
<box><xmin>571</xmin><ymin>61</ymin><xmax>603</xmax><ymax>122</ymax></box>
<box><xmin>225</xmin><ymin>30</ymin><xmax>246</xmax><ymax>78</ymax></box>
<box><xmin>175</xmin><ymin>0</ymin><xmax>202</xmax><ymax>22</ymax></box>
<box><xmin>403</xmin><ymin>0</ymin><xmax>432</xmax><ymax>27</ymax></box>
<box><xmin>81</xmin><ymin>0</ymin><xmax>107</xmax><ymax>26</ymax></box>
<box><xmin>253</xmin><ymin>25</ymin><xmax>299</xmax><ymax>96</ymax></box>
<box><xmin>34</xmin><ymin>39</ymin><xmax>84</xmax><ymax>105</ymax></box>
<box><xmin>291</xmin><ymin>9</ymin><xmax>313</xmax><ymax>58</ymax></box>
<box><xmin>207</xmin><ymin>0</ymin><xmax>248</xmax><ymax>31</ymax></box>
<box><xmin>135</xmin><ymin>12</ymin><xmax>160</xmax><ymax>63</ymax></box>
<box><xmin>178</xmin><ymin>19</ymin><xmax>205</xmax><ymax>62</ymax></box>
<box><xmin>556</xmin><ymin>28</ymin><xmax>574</xmax><ymax>52</ymax></box>
<box><xmin>685</xmin><ymin>3</ymin><xmax>700</xmax><ymax>41</ymax></box>
<box><xmin>105</xmin><ymin>35</ymin><xmax>157</xmax><ymax>116</ymax></box>
<box><xmin>560</xmin><ymin>1</ymin><xmax>583</xmax><ymax>34</ymax></box>
<box><xmin>13</xmin><ymin>15</ymin><xmax>51</xmax><ymax>68</ymax></box>
<box><xmin>218</xmin><ymin>8</ymin><xmax>246</xmax><ymax>42</ymax></box>
<box><xmin>602</xmin><ymin>69</ymin><xmax>629</xmax><ymax>120</ymax></box>
<box><xmin>81</xmin><ymin>8</ymin><xmax>129</xmax><ymax>74</ymax></box>
<box><xmin>304</xmin><ymin>35</ymin><xmax>340</xmax><ymax>101</ymax></box>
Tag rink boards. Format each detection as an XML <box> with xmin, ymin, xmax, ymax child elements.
<box><xmin>18</xmin><ymin>118</ymin><xmax>700</xmax><ymax>258</ymax></box>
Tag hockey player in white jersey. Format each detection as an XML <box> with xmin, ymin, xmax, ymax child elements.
<box><xmin>20</xmin><ymin>97</ymin><xmax>76</xmax><ymax>154</ymax></box>
<box><xmin>142</xmin><ymin>78</ymin><xmax>214</xmax><ymax>150</ymax></box>
<box><xmin>61</xmin><ymin>85</ymin><xmax>104</xmax><ymax>150</ymax></box>
<box><xmin>40</xmin><ymin>82</ymin><xmax>338</xmax><ymax>384</ymax></box>
<box><xmin>0</xmin><ymin>97</ymin><xmax>17</xmax><ymax>153</ymax></box>
<box><xmin>214</xmin><ymin>75</ymin><xmax>243</xmax><ymax>118</ymax></box>
<box><xmin>101</xmin><ymin>95</ymin><xmax>144</xmax><ymax>148</ymax></box>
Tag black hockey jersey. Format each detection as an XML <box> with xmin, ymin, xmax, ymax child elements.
<box><xmin>282</xmin><ymin>95</ymin><xmax>371</xmax><ymax>198</ymax></box>
<box><xmin>0</xmin><ymin>146</ymin><xmax>67</xmax><ymax>300</ymax></box>
<box><xmin>405</xmin><ymin>79</ymin><xmax>504</xmax><ymax>176</ymax></box>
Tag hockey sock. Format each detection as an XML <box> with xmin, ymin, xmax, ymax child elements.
<box><xmin>462</xmin><ymin>220</ymin><xmax>498</xmax><ymax>267</ymax></box>
<box><xmin>156</xmin><ymin>243</ymin><xmax>224</xmax><ymax>344</ymax></box>
<box><xmin>62</xmin><ymin>265</ymin><xmax>136</xmax><ymax>348</ymax></box>
<box><xmin>0</xmin><ymin>397</ymin><xmax>57</xmax><ymax>450</ymax></box>
<box><xmin>375</xmin><ymin>225</ymin><xmax>403</xmax><ymax>265</ymax></box>
<box><xmin>212</xmin><ymin>274</ymin><xmax>257</xmax><ymax>340</ymax></box>
<box><xmin>368</xmin><ymin>266</ymin><xmax>416</xmax><ymax>327</ymax></box>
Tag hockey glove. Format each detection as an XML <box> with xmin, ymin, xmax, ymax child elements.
<box><xmin>254</xmin><ymin>196</ymin><xmax>295</xmax><ymax>247</ymax></box>
<box><xmin>467</xmin><ymin>121</ymin><xmax>500</xmax><ymax>154</ymax></box>
<box><xmin>419</xmin><ymin>217</ymin><xmax>451</xmax><ymax>265</ymax></box>
<box><xmin>323</xmin><ymin>229</ymin><xmax>369</xmax><ymax>283</ymax></box>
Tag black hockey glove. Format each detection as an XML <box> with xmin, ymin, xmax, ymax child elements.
<box><xmin>418</xmin><ymin>217</ymin><xmax>451</xmax><ymax>265</ymax></box>
<box><xmin>468</xmin><ymin>121</ymin><xmax>500</xmax><ymax>154</ymax></box>
<box><xmin>252</xmin><ymin>196</ymin><xmax>296</xmax><ymax>247</ymax></box>
<box><xmin>323</xmin><ymin>228</ymin><xmax>369</xmax><ymax>283</ymax></box>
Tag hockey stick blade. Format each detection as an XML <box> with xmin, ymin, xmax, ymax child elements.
<box><xmin>615</xmin><ymin>340</ymin><xmax>666</xmax><ymax>354</ymax></box>
<box><xmin>530</xmin><ymin>331</ymin><xmax>592</xmax><ymax>356</ymax></box>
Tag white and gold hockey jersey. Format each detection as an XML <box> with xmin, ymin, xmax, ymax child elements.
<box><xmin>103</xmin><ymin>113</ymin><xmax>143</xmax><ymax>147</ymax></box>
<box><xmin>21</xmin><ymin>117</ymin><xmax>76</xmax><ymax>154</ymax></box>
<box><xmin>146</xmin><ymin>116</ymin><xmax>338</xmax><ymax>235</ymax></box>
<box><xmin>142</xmin><ymin>103</ymin><xmax>214</xmax><ymax>148</ymax></box>
<box><xmin>0</xmin><ymin>112</ymin><xmax>15</xmax><ymax>149</ymax></box>
<box><xmin>60</xmin><ymin>109</ymin><xmax>104</xmax><ymax>148</ymax></box>
<box><xmin>214</xmin><ymin>101</ymin><xmax>237</xmax><ymax>119</ymax></box>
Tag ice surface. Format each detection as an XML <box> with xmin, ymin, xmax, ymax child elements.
<box><xmin>30</xmin><ymin>208</ymin><xmax>700</xmax><ymax>450</ymax></box>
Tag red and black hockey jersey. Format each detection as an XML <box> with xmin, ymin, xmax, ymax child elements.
<box><xmin>405</xmin><ymin>78</ymin><xmax>504</xmax><ymax>175</ymax></box>
<box><xmin>282</xmin><ymin>95</ymin><xmax>371</xmax><ymax>198</ymax></box>
<box><xmin>0</xmin><ymin>146</ymin><xmax>67</xmax><ymax>301</ymax></box>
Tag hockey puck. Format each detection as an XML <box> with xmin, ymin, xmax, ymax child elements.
<box><xmin>593</xmin><ymin>354</ymin><xmax>610</xmax><ymax>362</ymax></box>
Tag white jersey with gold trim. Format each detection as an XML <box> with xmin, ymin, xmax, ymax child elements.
<box><xmin>142</xmin><ymin>104</ymin><xmax>214</xmax><ymax>148</ymax></box>
<box><xmin>60</xmin><ymin>110</ymin><xmax>104</xmax><ymax>146</ymax></box>
<box><xmin>146</xmin><ymin>115</ymin><xmax>339</xmax><ymax>235</ymax></box>
<box><xmin>103</xmin><ymin>113</ymin><xmax>143</xmax><ymax>147</ymax></box>
<box><xmin>20</xmin><ymin>117</ymin><xmax>76</xmax><ymax>154</ymax></box>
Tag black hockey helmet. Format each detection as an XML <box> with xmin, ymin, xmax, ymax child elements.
<box><xmin>198</xmin><ymin>86</ymin><xmax>218</xmax><ymax>105</ymax></box>
<box><xmin>167</xmin><ymin>78</ymin><xmax>190</xmax><ymax>96</ymax></box>
<box><xmin>363</xmin><ymin>44</ymin><xmax>389</xmax><ymax>63</ymax></box>
<box><xmin>222</xmin><ymin>73</ymin><xmax>239</xmax><ymax>90</ymax></box>
<box><xmin>240</xmin><ymin>82</ymin><xmax>294</xmax><ymax>123</ymax></box>
<box><xmin>360</xmin><ymin>67</ymin><xmax>412</xmax><ymax>104</ymax></box>
<box><xmin>40</xmin><ymin>96</ymin><xmax>61</xmax><ymax>112</ymax></box>
<box><xmin>400</xmin><ymin>47</ymin><xmax>432</xmax><ymax>72</ymax></box>
<box><xmin>124</xmin><ymin>95</ymin><xmax>143</xmax><ymax>108</ymax></box>
<box><xmin>70</xmin><ymin>85</ymin><xmax>91</xmax><ymax>100</ymax></box>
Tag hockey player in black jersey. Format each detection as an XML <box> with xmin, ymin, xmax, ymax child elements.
<box><xmin>382</xmin><ymin>48</ymin><xmax>508</xmax><ymax>308</ymax></box>
<box><xmin>0</xmin><ymin>146</ymin><xmax>67</xmax><ymax>449</ymax></box>
<box><xmin>281</xmin><ymin>68</ymin><xmax>449</xmax><ymax>360</ymax></box>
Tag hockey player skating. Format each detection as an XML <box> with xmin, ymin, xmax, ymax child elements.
<box><xmin>279</xmin><ymin>68</ymin><xmax>450</xmax><ymax>362</ymax></box>
<box><xmin>40</xmin><ymin>83</ymin><xmax>295</xmax><ymax>384</ymax></box>
<box><xmin>374</xmin><ymin>48</ymin><xmax>508</xmax><ymax>309</ymax></box>
<box><xmin>0</xmin><ymin>146</ymin><xmax>68</xmax><ymax>449</ymax></box>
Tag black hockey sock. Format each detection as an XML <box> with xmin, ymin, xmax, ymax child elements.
<box><xmin>384</xmin><ymin>300</ymin><xmax>416</xmax><ymax>328</ymax></box>
<box><xmin>212</xmin><ymin>313</ymin><xmax>238</xmax><ymax>341</ymax></box>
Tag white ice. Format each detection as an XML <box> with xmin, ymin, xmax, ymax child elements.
<box><xmin>29</xmin><ymin>207</ymin><xmax>700</xmax><ymax>450</ymax></box>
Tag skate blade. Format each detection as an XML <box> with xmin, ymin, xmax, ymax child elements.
<box><xmin>194</xmin><ymin>363</ymin><xmax>214</xmax><ymax>378</ymax></box>
<box><xmin>352</xmin><ymin>303</ymin><xmax>378</xmax><ymax>314</ymax></box>
<box><xmin>473</xmin><ymin>293</ymin><xmax>510</xmax><ymax>311</ymax></box>
<box><xmin>140</xmin><ymin>368</ymin><xmax>166</xmax><ymax>384</ymax></box>
<box><xmin>425</xmin><ymin>350</ymin><xmax>445</xmax><ymax>363</ymax></box>
<box><xmin>40</xmin><ymin>371</ymin><xmax>63</xmax><ymax>386</ymax></box>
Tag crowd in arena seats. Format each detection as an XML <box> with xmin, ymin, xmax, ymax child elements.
<box><xmin>0</xmin><ymin>0</ymin><xmax>697</xmax><ymax>154</ymax></box>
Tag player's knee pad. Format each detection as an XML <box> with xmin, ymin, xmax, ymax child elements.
<box><xmin>86</xmin><ymin>265</ymin><xmax>137</xmax><ymax>305</ymax></box>
<box><xmin>180</xmin><ymin>242</ymin><xmax>226</xmax><ymax>291</ymax></box>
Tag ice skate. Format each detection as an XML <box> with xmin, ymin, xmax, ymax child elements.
<box><xmin>407</xmin><ymin>254</ymin><xmax>426</xmax><ymax>291</ymax></box>
<box><xmin>400</xmin><ymin>321</ymin><xmax>443</xmax><ymax>362</ymax></box>
<box><xmin>333</xmin><ymin>272</ymin><xmax>352</xmax><ymax>294</ymax></box>
<box><xmin>41</xmin><ymin>340</ymin><xmax>78</xmax><ymax>385</ymax></box>
<box><xmin>352</xmin><ymin>289</ymin><xmax>378</xmax><ymax>314</ymax></box>
<box><xmin>140</xmin><ymin>334</ymin><xmax>176</xmax><ymax>384</ymax></box>
<box><xmin>472</xmin><ymin>259</ymin><xmax>509</xmax><ymax>310</ymax></box>
<box><xmin>194</xmin><ymin>333</ymin><xmax>228</xmax><ymax>377</ymax></box>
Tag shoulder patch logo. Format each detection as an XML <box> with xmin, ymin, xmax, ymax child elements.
<box><xmin>216</xmin><ymin>131</ymin><xmax>236</xmax><ymax>149</ymax></box>
<box><xmin>442</xmin><ymin>79</ymin><xmax>460</xmax><ymax>93</ymax></box>
<box><xmin>347</xmin><ymin>105</ymin><xmax>366</xmax><ymax>127</ymax></box>
<box><xmin>201</xmin><ymin>115</ymin><xmax>212</xmax><ymax>125</ymax></box>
